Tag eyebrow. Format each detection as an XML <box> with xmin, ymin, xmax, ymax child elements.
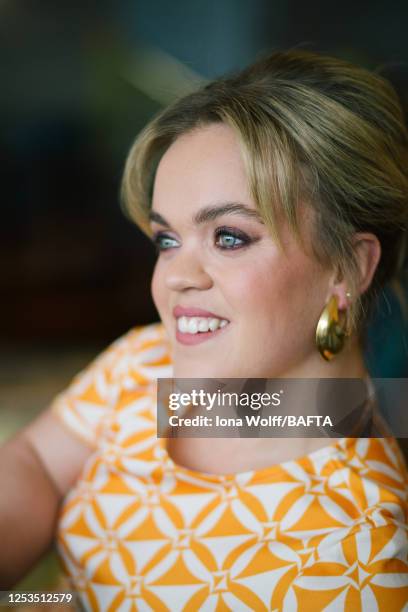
<box><xmin>149</xmin><ymin>202</ymin><xmax>264</xmax><ymax>227</ymax></box>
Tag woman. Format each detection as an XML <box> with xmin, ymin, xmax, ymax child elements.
<box><xmin>1</xmin><ymin>49</ymin><xmax>407</xmax><ymax>610</ymax></box>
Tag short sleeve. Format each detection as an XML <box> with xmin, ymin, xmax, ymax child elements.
<box><xmin>50</xmin><ymin>322</ymin><xmax>170</xmax><ymax>449</ymax></box>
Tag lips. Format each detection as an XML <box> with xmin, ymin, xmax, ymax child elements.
<box><xmin>172</xmin><ymin>305</ymin><xmax>230</xmax><ymax>346</ymax></box>
<box><xmin>175</xmin><ymin>322</ymin><xmax>229</xmax><ymax>346</ymax></box>
<box><xmin>173</xmin><ymin>305</ymin><xmax>228</xmax><ymax>320</ymax></box>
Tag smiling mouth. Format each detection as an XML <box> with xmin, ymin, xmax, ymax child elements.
<box><xmin>176</xmin><ymin>315</ymin><xmax>229</xmax><ymax>334</ymax></box>
<box><xmin>175</xmin><ymin>315</ymin><xmax>230</xmax><ymax>345</ymax></box>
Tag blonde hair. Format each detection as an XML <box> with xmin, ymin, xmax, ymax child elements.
<box><xmin>121</xmin><ymin>49</ymin><xmax>408</xmax><ymax>336</ymax></box>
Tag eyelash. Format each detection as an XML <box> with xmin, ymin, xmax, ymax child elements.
<box><xmin>152</xmin><ymin>226</ymin><xmax>252</xmax><ymax>252</ymax></box>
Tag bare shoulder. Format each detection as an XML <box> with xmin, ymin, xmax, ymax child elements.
<box><xmin>21</xmin><ymin>407</ymin><xmax>94</xmax><ymax>497</ymax></box>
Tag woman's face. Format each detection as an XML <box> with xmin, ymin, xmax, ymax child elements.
<box><xmin>150</xmin><ymin>123</ymin><xmax>333</xmax><ymax>378</ymax></box>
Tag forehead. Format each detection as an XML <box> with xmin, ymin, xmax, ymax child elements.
<box><xmin>151</xmin><ymin>122</ymin><xmax>319</xmax><ymax>262</ymax></box>
<box><xmin>152</xmin><ymin>123</ymin><xmax>254</xmax><ymax>211</ymax></box>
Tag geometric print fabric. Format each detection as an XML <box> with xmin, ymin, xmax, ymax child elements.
<box><xmin>51</xmin><ymin>323</ymin><xmax>408</xmax><ymax>611</ymax></box>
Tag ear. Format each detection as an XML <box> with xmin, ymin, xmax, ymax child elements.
<box><xmin>328</xmin><ymin>232</ymin><xmax>381</xmax><ymax>310</ymax></box>
<box><xmin>352</xmin><ymin>232</ymin><xmax>382</xmax><ymax>292</ymax></box>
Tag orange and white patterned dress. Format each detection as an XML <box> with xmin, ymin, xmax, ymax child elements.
<box><xmin>52</xmin><ymin>322</ymin><xmax>408</xmax><ymax>611</ymax></box>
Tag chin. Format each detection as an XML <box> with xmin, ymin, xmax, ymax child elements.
<box><xmin>174</xmin><ymin>365</ymin><xmax>212</xmax><ymax>379</ymax></box>
<box><xmin>173</xmin><ymin>361</ymin><xmax>233</xmax><ymax>380</ymax></box>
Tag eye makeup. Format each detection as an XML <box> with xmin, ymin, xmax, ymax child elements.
<box><xmin>214</xmin><ymin>226</ymin><xmax>253</xmax><ymax>250</ymax></box>
<box><xmin>151</xmin><ymin>225</ymin><xmax>258</xmax><ymax>253</ymax></box>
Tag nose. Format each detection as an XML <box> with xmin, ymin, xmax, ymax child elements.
<box><xmin>164</xmin><ymin>247</ymin><xmax>213</xmax><ymax>292</ymax></box>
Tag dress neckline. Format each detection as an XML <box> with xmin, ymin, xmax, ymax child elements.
<box><xmin>150</xmin><ymin>332</ymin><xmax>377</xmax><ymax>483</ymax></box>
<box><xmin>157</xmin><ymin>433</ymin><xmax>353</xmax><ymax>484</ymax></box>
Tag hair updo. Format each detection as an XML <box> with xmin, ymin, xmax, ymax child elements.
<box><xmin>121</xmin><ymin>48</ymin><xmax>408</xmax><ymax>338</ymax></box>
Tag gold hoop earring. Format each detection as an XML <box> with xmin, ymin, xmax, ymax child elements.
<box><xmin>316</xmin><ymin>295</ymin><xmax>350</xmax><ymax>361</ymax></box>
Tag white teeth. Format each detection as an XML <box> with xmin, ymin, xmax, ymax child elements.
<box><xmin>209</xmin><ymin>318</ymin><xmax>220</xmax><ymax>331</ymax></box>
<box><xmin>187</xmin><ymin>318</ymin><xmax>198</xmax><ymax>334</ymax></box>
<box><xmin>177</xmin><ymin>316</ymin><xmax>229</xmax><ymax>334</ymax></box>
<box><xmin>198</xmin><ymin>318</ymin><xmax>210</xmax><ymax>332</ymax></box>
<box><xmin>178</xmin><ymin>316</ymin><xmax>189</xmax><ymax>333</ymax></box>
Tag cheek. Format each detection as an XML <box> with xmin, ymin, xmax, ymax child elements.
<box><xmin>150</xmin><ymin>263</ymin><xmax>166</xmax><ymax>314</ymax></box>
<box><xmin>224</xmin><ymin>261</ymin><xmax>289</xmax><ymax>311</ymax></box>
<box><xmin>226</xmin><ymin>259</ymin><xmax>322</xmax><ymax>326</ymax></box>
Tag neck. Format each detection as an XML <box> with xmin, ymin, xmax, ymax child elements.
<box><xmin>257</xmin><ymin>334</ymin><xmax>371</xmax><ymax>461</ymax></box>
<box><xmin>276</xmin><ymin>334</ymin><xmax>369</xmax><ymax>379</ymax></box>
<box><xmin>167</xmin><ymin>335</ymin><xmax>371</xmax><ymax>473</ymax></box>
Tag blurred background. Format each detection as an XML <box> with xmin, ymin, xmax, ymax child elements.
<box><xmin>1</xmin><ymin>0</ymin><xmax>408</xmax><ymax>599</ymax></box>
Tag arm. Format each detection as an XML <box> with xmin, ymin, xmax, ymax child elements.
<box><xmin>0</xmin><ymin>408</ymin><xmax>93</xmax><ymax>588</ymax></box>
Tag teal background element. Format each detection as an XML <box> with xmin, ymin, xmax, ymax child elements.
<box><xmin>365</xmin><ymin>282</ymin><xmax>408</xmax><ymax>377</ymax></box>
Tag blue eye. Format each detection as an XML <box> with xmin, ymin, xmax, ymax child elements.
<box><xmin>152</xmin><ymin>233</ymin><xmax>179</xmax><ymax>251</ymax></box>
<box><xmin>152</xmin><ymin>227</ymin><xmax>252</xmax><ymax>253</ymax></box>
<box><xmin>215</xmin><ymin>227</ymin><xmax>250</xmax><ymax>250</ymax></box>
